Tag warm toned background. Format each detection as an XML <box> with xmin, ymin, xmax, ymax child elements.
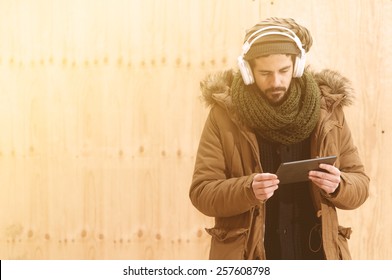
<box><xmin>0</xmin><ymin>0</ymin><xmax>390</xmax><ymax>260</ymax></box>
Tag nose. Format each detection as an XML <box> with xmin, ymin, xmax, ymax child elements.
<box><xmin>270</xmin><ymin>73</ymin><xmax>280</xmax><ymax>87</ymax></box>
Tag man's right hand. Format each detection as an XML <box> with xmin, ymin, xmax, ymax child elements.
<box><xmin>251</xmin><ymin>173</ymin><xmax>279</xmax><ymax>202</ymax></box>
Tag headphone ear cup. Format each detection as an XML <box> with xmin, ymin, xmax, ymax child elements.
<box><xmin>237</xmin><ymin>56</ymin><xmax>254</xmax><ymax>85</ymax></box>
<box><xmin>293</xmin><ymin>53</ymin><xmax>306</xmax><ymax>78</ymax></box>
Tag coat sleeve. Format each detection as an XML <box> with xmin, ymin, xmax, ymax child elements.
<box><xmin>323</xmin><ymin>112</ymin><xmax>370</xmax><ymax>210</ymax></box>
<box><xmin>189</xmin><ymin>107</ymin><xmax>260</xmax><ymax>218</ymax></box>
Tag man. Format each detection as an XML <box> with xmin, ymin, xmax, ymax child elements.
<box><xmin>189</xmin><ymin>17</ymin><xmax>369</xmax><ymax>260</ymax></box>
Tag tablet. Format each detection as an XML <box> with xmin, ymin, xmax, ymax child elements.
<box><xmin>276</xmin><ymin>155</ymin><xmax>337</xmax><ymax>185</ymax></box>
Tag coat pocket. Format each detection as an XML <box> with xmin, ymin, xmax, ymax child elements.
<box><xmin>205</xmin><ymin>227</ymin><xmax>248</xmax><ymax>260</ymax></box>
<box><xmin>337</xmin><ymin>225</ymin><xmax>352</xmax><ymax>260</ymax></box>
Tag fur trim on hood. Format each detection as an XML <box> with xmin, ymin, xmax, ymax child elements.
<box><xmin>200</xmin><ymin>68</ymin><xmax>355</xmax><ymax>110</ymax></box>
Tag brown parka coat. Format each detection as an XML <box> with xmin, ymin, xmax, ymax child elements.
<box><xmin>189</xmin><ymin>69</ymin><xmax>370</xmax><ymax>260</ymax></box>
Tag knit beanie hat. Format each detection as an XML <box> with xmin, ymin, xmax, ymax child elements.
<box><xmin>243</xmin><ymin>17</ymin><xmax>313</xmax><ymax>60</ymax></box>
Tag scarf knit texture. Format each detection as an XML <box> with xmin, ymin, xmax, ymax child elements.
<box><xmin>231</xmin><ymin>71</ymin><xmax>321</xmax><ymax>145</ymax></box>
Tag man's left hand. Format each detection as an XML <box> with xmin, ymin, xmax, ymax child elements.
<box><xmin>308</xmin><ymin>163</ymin><xmax>341</xmax><ymax>194</ymax></box>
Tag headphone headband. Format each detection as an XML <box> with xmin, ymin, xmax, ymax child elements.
<box><xmin>241</xmin><ymin>26</ymin><xmax>305</xmax><ymax>57</ymax></box>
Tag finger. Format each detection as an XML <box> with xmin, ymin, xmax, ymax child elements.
<box><xmin>254</xmin><ymin>184</ymin><xmax>279</xmax><ymax>195</ymax></box>
<box><xmin>309</xmin><ymin>169</ymin><xmax>340</xmax><ymax>184</ymax></box>
<box><xmin>318</xmin><ymin>163</ymin><xmax>341</xmax><ymax>176</ymax></box>
<box><xmin>308</xmin><ymin>180</ymin><xmax>336</xmax><ymax>194</ymax></box>
<box><xmin>308</xmin><ymin>175</ymin><xmax>338</xmax><ymax>188</ymax></box>
<box><xmin>309</xmin><ymin>168</ymin><xmax>340</xmax><ymax>183</ymax></box>
<box><xmin>308</xmin><ymin>175</ymin><xmax>340</xmax><ymax>194</ymax></box>
<box><xmin>254</xmin><ymin>185</ymin><xmax>278</xmax><ymax>200</ymax></box>
<box><xmin>253</xmin><ymin>179</ymin><xmax>280</xmax><ymax>190</ymax></box>
<box><xmin>253</xmin><ymin>173</ymin><xmax>278</xmax><ymax>182</ymax></box>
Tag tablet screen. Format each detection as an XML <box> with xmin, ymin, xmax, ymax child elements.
<box><xmin>276</xmin><ymin>155</ymin><xmax>337</xmax><ymax>185</ymax></box>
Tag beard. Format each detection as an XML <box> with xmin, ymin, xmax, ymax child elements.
<box><xmin>262</xmin><ymin>87</ymin><xmax>288</xmax><ymax>105</ymax></box>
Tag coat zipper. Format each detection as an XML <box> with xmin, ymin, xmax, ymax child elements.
<box><xmin>237</xmin><ymin>124</ymin><xmax>267</xmax><ymax>259</ymax></box>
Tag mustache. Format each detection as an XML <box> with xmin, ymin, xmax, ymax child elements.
<box><xmin>265</xmin><ymin>87</ymin><xmax>287</xmax><ymax>94</ymax></box>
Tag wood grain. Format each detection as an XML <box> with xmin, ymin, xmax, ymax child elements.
<box><xmin>0</xmin><ymin>0</ymin><xmax>390</xmax><ymax>259</ymax></box>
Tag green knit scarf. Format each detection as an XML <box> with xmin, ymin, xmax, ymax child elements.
<box><xmin>231</xmin><ymin>70</ymin><xmax>321</xmax><ymax>145</ymax></box>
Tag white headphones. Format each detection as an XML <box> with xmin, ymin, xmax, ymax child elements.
<box><xmin>237</xmin><ymin>26</ymin><xmax>306</xmax><ymax>85</ymax></box>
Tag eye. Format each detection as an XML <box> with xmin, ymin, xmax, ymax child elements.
<box><xmin>280</xmin><ymin>66</ymin><xmax>292</xmax><ymax>74</ymax></box>
<box><xmin>259</xmin><ymin>72</ymin><xmax>270</xmax><ymax>77</ymax></box>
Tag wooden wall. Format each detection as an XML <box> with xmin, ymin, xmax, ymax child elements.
<box><xmin>0</xmin><ymin>0</ymin><xmax>391</xmax><ymax>259</ymax></box>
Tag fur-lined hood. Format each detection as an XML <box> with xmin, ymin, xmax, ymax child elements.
<box><xmin>200</xmin><ymin>68</ymin><xmax>355</xmax><ymax>110</ymax></box>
